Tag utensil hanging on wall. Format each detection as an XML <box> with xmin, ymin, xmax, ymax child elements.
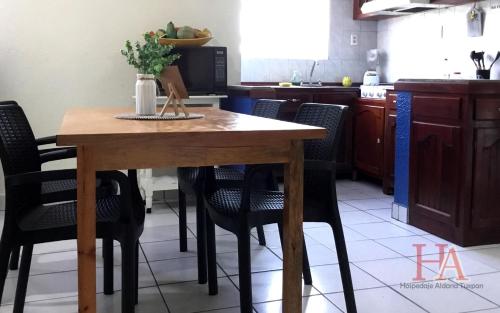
<box><xmin>467</xmin><ymin>3</ymin><xmax>483</xmax><ymax>37</ymax></box>
<box><xmin>489</xmin><ymin>51</ymin><xmax>500</xmax><ymax>70</ymax></box>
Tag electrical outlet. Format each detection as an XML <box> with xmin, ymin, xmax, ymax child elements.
<box><xmin>350</xmin><ymin>34</ymin><xmax>358</xmax><ymax>46</ymax></box>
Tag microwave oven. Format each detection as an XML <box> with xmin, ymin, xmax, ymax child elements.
<box><xmin>168</xmin><ymin>46</ymin><xmax>227</xmax><ymax>96</ymax></box>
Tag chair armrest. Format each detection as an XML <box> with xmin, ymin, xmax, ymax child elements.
<box><xmin>5</xmin><ymin>169</ymin><xmax>127</xmax><ymax>188</ymax></box>
<box><xmin>5</xmin><ymin>169</ymin><xmax>77</xmax><ymax>187</ymax></box>
<box><xmin>39</xmin><ymin>147</ymin><xmax>77</xmax><ymax>163</ymax></box>
<box><xmin>35</xmin><ymin>136</ymin><xmax>56</xmax><ymax>146</ymax></box>
<box><xmin>304</xmin><ymin>160</ymin><xmax>335</xmax><ymax>171</ymax></box>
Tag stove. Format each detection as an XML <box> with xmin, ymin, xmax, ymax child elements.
<box><xmin>360</xmin><ymin>84</ymin><xmax>394</xmax><ymax>100</ymax></box>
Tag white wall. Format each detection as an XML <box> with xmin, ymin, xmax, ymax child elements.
<box><xmin>0</xmin><ymin>0</ymin><xmax>241</xmax><ymax>195</ymax></box>
<box><xmin>378</xmin><ymin>1</ymin><xmax>500</xmax><ymax>82</ymax></box>
<box><xmin>241</xmin><ymin>0</ymin><xmax>378</xmax><ymax>83</ymax></box>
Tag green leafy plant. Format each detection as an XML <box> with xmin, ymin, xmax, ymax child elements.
<box><xmin>121</xmin><ymin>32</ymin><xmax>180</xmax><ymax>77</ymax></box>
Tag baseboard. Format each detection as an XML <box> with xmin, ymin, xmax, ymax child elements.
<box><xmin>391</xmin><ymin>202</ymin><xmax>409</xmax><ymax>223</ymax></box>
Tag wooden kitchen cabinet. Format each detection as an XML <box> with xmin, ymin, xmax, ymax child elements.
<box><xmin>471</xmin><ymin>127</ymin><xmax>500</xmax><ymax>230</ymax></box>
<box><xmin>353</xmin><ymin>98</ymin><xmax>385</xmax><ymax>178</ymax></box>
<box><xmin>410</xmin><ymin>122</ymin><xmax>462</xmax><ymax>230</ymax></box>
<box><xmin>395</xmin><ymin>80</ymin><xmax>500</xmax><ymax>246</ymax></box>
<box><xmin>226</xmin><ymin>85</ymin><xmax>359</xmax><ymax>175</ymax></box>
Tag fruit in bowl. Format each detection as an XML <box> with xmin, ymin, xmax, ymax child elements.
<box><xmin>157</xmin><ymin>21</ymin><xmax>213</xmax><ymax>47</ymax></box>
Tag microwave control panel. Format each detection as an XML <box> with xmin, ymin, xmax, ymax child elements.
<box><xmin>215</xmin><ymin>49</ymin><xmax>226</xmax><ymax>83</ymax></box>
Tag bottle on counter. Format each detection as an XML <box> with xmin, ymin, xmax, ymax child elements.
<box><xmin>291</xmin><ymin>70</ymin><xmax>302</xmax><ymax>86</ymax></box>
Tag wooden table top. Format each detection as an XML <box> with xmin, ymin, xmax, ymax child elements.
<box><xmin>57</xmin><ymin>106</ymin><xmax>326</xmax><ymax>146</ymax></box>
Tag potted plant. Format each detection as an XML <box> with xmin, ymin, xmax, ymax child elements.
<box><xmin>121</xmin><ymin>32</ymin><xmax>180</xmax><ymax>115</ymax></box>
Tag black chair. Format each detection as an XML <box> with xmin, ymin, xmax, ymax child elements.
<box><xmin>8</xmin><ymin>135</ymin><xmax>116</xmax><ymax>271</ymax></box>
<box><xmin>0</xmin><ymin>101</ymin><xmax>145</xmax><ymax>313</ymax></box>
<box><xmin>203</xmin><ymin>103</ymin><xmax>357</xmax><ymax>313</ymax></box>
<box><xmin>177</xmin><ymin>99</ymin><xmax>284</xmax><ymax>284</ymax></box>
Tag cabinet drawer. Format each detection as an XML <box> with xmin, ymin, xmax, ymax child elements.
<box><xmin>413</xmin><ymin>96</ymin><xmax>462</xmax><ymax>121</ymax></box>
<box><xmin>387</xmin><ymin>93</ymin><xmax>397</xmax><ymax>109</ymax></box>
<box><xmin>475</xmin><ymin>99</ymin><xmax>500</xmax><ymax>120</ymax></box>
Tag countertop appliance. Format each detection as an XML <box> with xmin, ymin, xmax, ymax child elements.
<box><xmin>170</xmin><ymin>46</ymin><xmax>227</xmax><ymax>95</ymax></box>
<box><xmin>363</xmin><ymin>49</ymin><xmax>380</xmax><ymax>86</ymax></box>
<box><xmin>360</xmin><ymin>84</ymin><xmax>394</xmax><ymax>99</ymax></box>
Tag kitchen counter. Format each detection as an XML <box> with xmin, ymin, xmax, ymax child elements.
<box><xmin>395</xmin><ymin>78</ymin><xmax>500</xmax><ymax>94</ymax></box>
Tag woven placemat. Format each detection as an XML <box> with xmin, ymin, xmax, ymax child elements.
<box><xmin>114</xmin><ymin>113</ymin><xmax>204</xmax><ymax>120</ymax></box>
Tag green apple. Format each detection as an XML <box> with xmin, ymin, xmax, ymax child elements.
<box><xmin>342</xmin><ymin>76</ymin><xmax>352</xmax><ymax>87</ymax></box>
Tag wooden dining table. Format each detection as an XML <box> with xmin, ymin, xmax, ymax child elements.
<box><xmin>56</xmin><ymin>106</ymin><xmax>326</xmax><ymax>313</ymax></box>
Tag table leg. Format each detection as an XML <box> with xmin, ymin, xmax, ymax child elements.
<box><xmin>282</xmin><ymin>140</ymin><xmax>304</xmax><ymax>313</ymax></box>
<box><xmin>77</xmin><ymin>146</ymin><xmax>97</xmax><ymax>313</ymax></box>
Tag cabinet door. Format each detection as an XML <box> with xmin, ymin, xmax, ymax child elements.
<box><xmin>410</xmin><ymin>122</ymin><xmax>462</xmax><ymax>227</ymax></box>
<box><xmin>274</xmin><ymin>92</ymin><xmax>313</xmax><ymax>121</ymax></box>
<box><xmin>354</xmin><ymin>105</ymin><xmax>385</xmax><ymax>177</ymax></box>
<box><xmin>472</xmin><ymin>128</ymin><xmax>500</xmax><ymax>229</ymax></box>
<box><xmin>383</xmin><ymin>110</ymin><xmax>396</xmax><ymax>194</ymax></box>
<box><xmin>314</xmin><ymin>93</ymin><xmax>357</xmax><ymax>174</ymax></box>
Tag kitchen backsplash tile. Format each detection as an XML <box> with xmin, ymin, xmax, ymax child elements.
<box><xmin>378</xmin><ymin>0</ymin><xmax>500</xmax><ymax>82</ymax></box>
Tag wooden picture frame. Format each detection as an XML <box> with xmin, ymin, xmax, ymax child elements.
<box><xmin>158</xmin><ymin>65</ymin><xmax>190</xmax><ymax>117</ymax></box>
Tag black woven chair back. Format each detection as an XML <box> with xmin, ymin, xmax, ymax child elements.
<box><xmin>294</xmin><ymin>103</ymin><xmax>348</xmax><ymax>162</ymax></box>
<box><xmin>0</xmin><ymin>101</ymin><xmax>41</xmax><ymax>176</ymax></box>
<box><xmin>252</xmin><ymin>99</ymin><xmax>284</xmax><ymax>119</ymax></box>
<box><xmin>295</xmin><ymin>103</ymin><xmax>348</xmax><ymax>200</ymax></box>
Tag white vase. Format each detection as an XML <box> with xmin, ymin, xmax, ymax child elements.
<box><xmin>135</xmin><ymin>74</ymin><xmax>156</xmax><ymax>115</ymax></box>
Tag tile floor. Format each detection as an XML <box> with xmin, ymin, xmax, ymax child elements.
<box><xmin>1</xmin><ymin>179</ymin><xmax>500</xmax><ymax>312</ymax></box>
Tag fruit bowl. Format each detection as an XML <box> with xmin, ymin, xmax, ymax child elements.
<box><xmin>159</xmin><ymin>36</ymin><xmax>212</xmax><ymax>47</ymax></box>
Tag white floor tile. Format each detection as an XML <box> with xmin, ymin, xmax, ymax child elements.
<box><xmin>355</xmin><ymin>257</ymin><xmax>436</xmax><ymax>285</ymax></box>
<box><xmin>343</xmin><ymin>199</ymin><xmax>392</xmax><ymax>211</ymax></box>
<box><xmin>229</xmin><ymin>270</ymin><xmax>319</xmax><ymax>303</ymax></box>
<box><xmin>410</xmin><ymin>250</ymin><xmax>499</xmax><ymax>278</ymax></box>
<box><xmin>271</xmin><ymin>244</ymin><xmax>339</xmax><ymax>266</ymax></box>
<box><xmin>344</xmin><ymin>240</ymin><xmax>403</xmax><ymax>262</ymax></box>
<box><xmin>1</xmin><ymin>264</ymin><xmax>154</xmax><ymax>305</ymax></box>
<box><xmin>187</xmin><ymin>223</ymin><xmax>233</xmax><ymax>236</ymax></box>
<box><xmin>7</xmin><ymin>247</ymin><xmax>145</xmax><ymax>278</ymax></box>
<box><xmin>216</xmin><ymin>249</ymin><xmax>283</xmax><ymax>276</ymax></box>
<box><xmin>160</xmin><ymin>277</ymin><xmax>241</xmax><ymax>313</ymax></box>
<box><xmin>198</xmin><ymin>307</ymin><xmax>254</xmax><ymax>313</ymax></box>
<box><xmin>140</xmin><ymin>224</ymin><xmax>194</xmax><ymax>243</ymax></box>
<box><xmin>326</xmin><ymin>286</ymin><xmax>427</xmax><ymax>313</ymax></box>
<box><xmin>338</xmin><ymin>202</ymin><xmax>360</xmax><ymax>213</ymax></box>
<box><xmin>141</xmin><ymin>239</ymin><xmax>198</xmax><ymax>262</ymax></box>
<box><xmin>397</xmin><ymin>281</ymin><xmax>497</xmax><ymax>313</ymax></box>
<box><xmin>365</xmin><ymin>208</ymin><xmax>393</xmax><ymax>221</ymax></box>
<box><xmin>214</xmin><ymin>234</ymin><xmax>264</xmax><ymax>254</ymax></box>
<box><xmin>149</xmin><ymin>257</ymin><xmax>224</xmax><ymax>285</ymax></box>
<box><xmin>253</xmin><ymin>295</ymin><xmax>342</xmax><ymax>313</ymax></box>
<box><xmin>311</xmin><ymin>264</ymin><xmax>383</xmax><ymax>293</ymax></box>
<box><xmin>375</xmin><ymin>235</ymin><xmax>437</xmax><ymax>257</ymax></box>
<box><xmin>459</xmin><ymin>248</ymin><xmax>500</xmax><ymax>271</ymax></box>
<box><xmin>451</xmin><ymin>272</ymin><xmax>500</xmax><ymax>305</ymax></box>
<box><xmin>144</xmin><ymin>210</ymin><xmax>180</xmax><ymax>228</ymax></box>
<box><xmin>0</xmin><ymin>287</ymin><xmax>168</xmax><ymax>313</ymax></box>
<box><xmin>348</xmin><ymin>222</ymin><xmax>417</xmax><ymax>239</ymax></box>
<box><xmin>304</xmin><ymin>227</ymin><xmax>367</xmax><ymax>248</ymax></box>
<box><xmin>339</xmin><ymin>211</ymin><xmax>384</xmax><ymax>225</ymax></box>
